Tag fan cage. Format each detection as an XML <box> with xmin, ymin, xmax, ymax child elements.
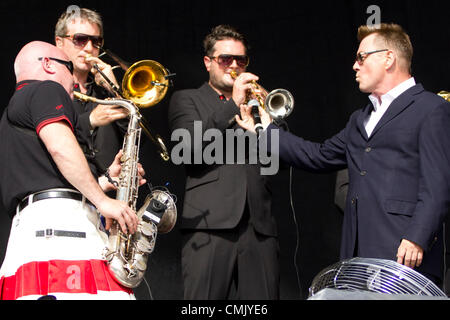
<box><xmin>309</xmin><ymin>258</ymin><xmax>447</xmax><ymax>298</ymax></box>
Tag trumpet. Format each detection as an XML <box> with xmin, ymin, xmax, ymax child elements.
<box><xmin>230</xmin><ymin>71</ymin><xmax>294</xmax><ymax>120</ymax></box>
<box><xmin>79</xmin><ymin>49</ymin><xmax>174</xmax><ymax>161</ymax></box>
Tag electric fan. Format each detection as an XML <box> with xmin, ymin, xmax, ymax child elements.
<box><xmin>309</xmin><ymin>257</ymin><xmax>447</xmax><ymax>299</ymax></box>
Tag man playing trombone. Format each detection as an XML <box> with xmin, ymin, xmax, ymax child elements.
<box><xmin>55</xmin><ymin>7</ymin><xmax>128</xmax><ymax>176</ymax></box>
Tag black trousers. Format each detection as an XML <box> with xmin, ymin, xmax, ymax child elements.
<box><xmin>181</xmin><ymin>210</ymin><xmax>279</xmax><ymax>300</ymax></box>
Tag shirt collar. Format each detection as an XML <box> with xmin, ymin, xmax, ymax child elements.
<box><xmin>74</xmin><ymin>73</ymin><xmax>95</xmax><ymax>93</ymax></box>
<box><xmin>369</xmin><ymin>77</ymin><xmax>416</xmax><ymax>111</ymax></box>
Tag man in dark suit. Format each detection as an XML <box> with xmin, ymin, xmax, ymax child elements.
<box><xmin>238</xmin><ymin>23</ymin><xmax>450</xmax><ymax>286</ymax></box>
<box><xmin>168</xmin><ymin>25</ymin><xmax>279</xmax><ymax>299</ymax></box>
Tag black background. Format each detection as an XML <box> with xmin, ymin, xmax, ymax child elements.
<box><xmin>0</xmin><ymin>0</ymin><xmax>449</xmax><ymax>300</ymax></box>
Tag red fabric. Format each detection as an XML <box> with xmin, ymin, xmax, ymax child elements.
<box><xmin>0</xmin><ymin>259</ymin><xmax>133</xmax><ymax>300</ymax></box>
<box><xmin>36</xmin><ymin>115</ymin><xmax>74</xmax><ymax>135</ymax></box>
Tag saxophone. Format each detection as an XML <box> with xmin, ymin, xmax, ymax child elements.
<box><xmin>74</xmin><ymin>92</ymin><xmax>177</xmax><ymax>288</ymax></box>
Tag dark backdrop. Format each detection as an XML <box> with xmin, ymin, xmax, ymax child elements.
<box><xmin>0</xmin><ymin>0</ymin><xmax>449</xmax><ymax>300</ymax></box>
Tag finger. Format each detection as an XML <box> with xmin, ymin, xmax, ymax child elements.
<box><xmin>123</xmin><ymin>207</ymin><xmax>138</xmax><ymax>234</ymax></box>
<box><xmin>416</xmin><ymin>250</ymin><xmax>423</xmax><ymax>267</ymax></box>
<box><xmin>404</xmin><ymin>249</ymin><xmax>413</xmax><ymax>268</ymax></box>
<box><xmin>396</xmin><ymin>247</ymin><xmax>405</xmax><ymax>265</ymax></box>
<box><xmin>113</xmin><ymin>149</ymin><xmax>123</xmax><ymax>164</ymax></box>
<box><xmin>116</xmin><ymin>215</ymin><xmax>128</xmax><ymax>235</ymax></box>
<box><xmin>410</xmin><ymin>250</ymin><xmax>418</xmax><ymax>268</ymax></box>
<box><xmin>137</xmin><ymin>164</ymin><xmax>146</xmax><ymax>176</ymax></box>
<box><xmin>104</xmin><ymin>217</ymin><xmax>113</xmax><ymax>231</ymax></box>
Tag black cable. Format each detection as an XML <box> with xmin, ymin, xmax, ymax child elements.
<box><xmin>142</xmin><ymin>277</ymin><xmax>154</xmax><ymax>300</ymax></box>
<box><xmin>288</xmin><ymin>165</ymin><xmax>302</xmax><ymax>299</ymax></box>
<box><xmin>276</xmin><ymin>119</ymin><xmax>302</xmax><ymax>299</ymax></box>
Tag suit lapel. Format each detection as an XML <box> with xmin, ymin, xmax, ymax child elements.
<box><xmin>369</xmin><ymin>84</ymin><xmax>424</xmax><ymax>139</ymax></box>
<box><xmin>356</xmin><ymin>103</ymin><xmax>373</xmax><ymax>141</ymax></box>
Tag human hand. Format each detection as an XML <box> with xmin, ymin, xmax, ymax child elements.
<box><xmin>396</xmin><ymin>239</ymin><xmax>424</xmax><ymax>268</ymax></box>
<box><xmin>89</xmin><ymin>103</ymin><xmax>129</xmax><ymax>128</ymax></box>
<box><xmin>231</xmin><ymin>72</ymin><xmax>259</xmax><ymax>107</ymax></box>
<box><xmin>101</xmin><ymin>150</ymin><xmax>147</xmax><ymax>192</ymax></box>
<box><xmin>84</xmin><ymin>54</ymin><xmax>119</xmax><ymax>91</ymax></box>
<box><xmin>96</xmin><ymin>197</ymin><xmax>138</xmax><ymax>234</ymax></box>
<box><xmin>235</xmin><ymin>104</ymin><xmax>272</xmax><ymax>132</ymax></box>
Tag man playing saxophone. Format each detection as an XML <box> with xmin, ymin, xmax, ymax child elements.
<box><xmin>0</xmin><ymin>41</ymin><xmax>143</xmax><ymax>300</ymax></box>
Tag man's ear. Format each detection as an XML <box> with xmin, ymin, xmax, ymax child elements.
<box><xmin>41</xmin><ymin>57</ymin><xmax>56</xmax><ymax>75</ymax></box>
<box><xmin>385</xmin><ymin>50</ymin><xmax>396</xmax><ymax>71</ymax></box>
<box><xmin>55</xmin><ymin>36</ymin><xmax>63</xmax><ymax>49</ymax></box>
<box><xmin>204</xmin><ymin>56</ymin><xmax>211</xmax><ymax>72</ymax></box>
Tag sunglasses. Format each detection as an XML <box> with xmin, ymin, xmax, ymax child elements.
<box><xmin>62</xmin><ymin>33</ymin><xmax>104</xmax><ymax>49</ymax></box>
<box><xmin>38</xmin><ymin>57</ymin><xmax>74</xmax><ymax>74</ymax></box>
<box><xmin>209</xmin><ymin>54</ymin><xmax>249</xmax><ymax>68</ymax></box>
<box><xmin>355</xmin><ymin>49</ymin><xmax>389</xmax><ymax>64</ymax></box>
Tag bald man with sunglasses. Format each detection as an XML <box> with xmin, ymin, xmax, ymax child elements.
<box><xmin>55</xmin><ymin>7</ymin><xmax>128</xmax><ymax>177</ymax></box>
<box><xmin>0</xmin><ymin>41</ymin><xmax>140</xmax><ymax>299</ymax></box>
<box><xmin>168</xmin><ymin>25</ymin><xmax>279</xmax><ymax>300</ymax></box>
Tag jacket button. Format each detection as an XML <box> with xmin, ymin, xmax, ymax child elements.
<box><xmin>365</xmin><ymin>147</ymin><xmax>372</xmax><ymax>153</ymax></box>
<box><xmin>360</xmin><ymin>171</ymin><xmax>367</xmax><ymax>176</ymax></box>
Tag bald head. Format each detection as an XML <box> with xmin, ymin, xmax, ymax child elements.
<box><xmin>14</xmin><ymin>41</ymin><xmax>74</xmax><ymax>96</ymax></box>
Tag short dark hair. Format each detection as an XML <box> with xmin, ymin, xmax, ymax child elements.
<box><xmin>357</xmin><ymin>23</ymin><xmax>413</xmax><ymax>74</ymax></box>
<box><xmin>203</xmin><ymin>25</ymin><xmax>248</xmax><ymax>57</ymax></box>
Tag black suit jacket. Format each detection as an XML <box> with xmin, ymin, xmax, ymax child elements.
<box><xmin>267</xmin><ymin>84</ymin><xmax>450</xmax><ymax>279</ymax></box>
<box><xmin>168</xmin><ymin>83</ymin><xmax>276</xmax><ymax>236</ymax></box>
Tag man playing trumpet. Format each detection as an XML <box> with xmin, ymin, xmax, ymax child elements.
<box><xmin>168</xmin><ymin>24</ymin><xmax>280</xmax><ymax>300</ymax></box>
<box><xmin>55</xmin><ymin>7</ymin><xmax>128</xmax><ymax>176</ymax></box>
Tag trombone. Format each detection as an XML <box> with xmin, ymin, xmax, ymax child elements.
<box><xmin>79</xmin><ymin>48</ymin><xmax>175</xmax><ymax>161</ymax></box>
<box><xmin>438</xmin><ymin>91</ymin><xmax>450</xmax><ymax>102</ymax></box>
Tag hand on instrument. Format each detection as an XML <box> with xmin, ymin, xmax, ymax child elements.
<box><xmin>84</xmin><ymin>54</ymin><xmax>119</xmax><ymax>92</ymax></box>
<box><xmin>396</xmin><ymin>239</ymin><xmax>424</xmax><ymax>268</ymax></box>
<box><xmin>96</xmin><ymin>197</ymin><xmax>138</xmax><ymax>235</ymax></box>
<box><xmin>100</xmin><ymin>150</ymin><xmax>147</xmax><ymax>192</ymax></box>
<box><xmin>231</xmin><ymin>72</ymin><xmax>259</xmax><ymax>107</ymax></box>
<box><xmin>235</xmin><ymin>103</ymin><xmax>272</xmax><ymax>133</ymax></box>
<box><xmin>89</xmin><ymin>103</ymin><xmax>129</xmax><ymax>128</ymax></box>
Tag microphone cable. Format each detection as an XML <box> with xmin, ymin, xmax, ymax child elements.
<box><xmin>142</xmin><ymin>277</ymin><xmax>154</xmax><ymax>300</ymax></box>
<box><xmin>288</xmin><ymin>165</ymin><xmax>302</xmax><ymax>299</ymax></box>
<box><xmin>276</xmin><ymin>119</ymin><xmax>302</xmax><ymax>299</ymax></box>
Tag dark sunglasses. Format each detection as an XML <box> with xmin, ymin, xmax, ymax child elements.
<box><xmin>38</xmin><ymin>57</ymin><xmax>74</xmax><ymax>74</ymax></box>
<box><xmin>355</xmin><ymin>49</ymin><xmax>389</xmax><ymax>64</ymax></box>
<box><xmin>62</xmin><ymin>33</ymin><xmax>104</xmax><ymax>49</ymax></box>
<box><xmin>209</xmin><ymin>54</ymin><xmax>249</xmax><ymax>68</ymax></box>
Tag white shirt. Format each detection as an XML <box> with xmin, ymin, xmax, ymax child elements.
<box><xmin>364</xmin><ymin>77</ymin><xmax>416</xmax><ymax>137</ymax></box>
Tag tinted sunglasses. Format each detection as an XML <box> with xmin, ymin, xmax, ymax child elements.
<box><xmin>62</xmin><ymin>33</ymin><xmax>104</xmax><ymax>49</ymax></box>
<box><xmin>209</xmin><ymin>54</ymin><xmax>249</xmax><ymax>68</ymax></box>
<box><xmin>38</xmin><ymin>57</ymin><xmax>74</xmax><ymax>74</ymax></box>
